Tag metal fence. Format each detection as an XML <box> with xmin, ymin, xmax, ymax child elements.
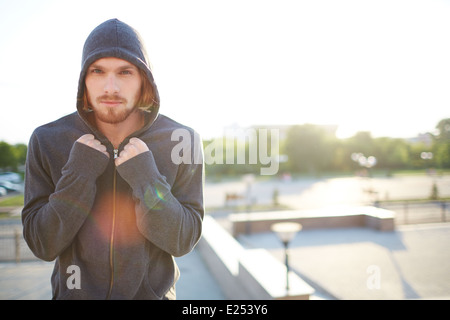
<box><xmin>0</xmin><ymin>201</ymin><xmax>449</xmax><ymax>262</ymax></box>
<box><xmin>377</xmin><ymin>200</ymin><xmax>449</xmax><ymax>225</ymax></box>
<box><xmin>0</xmin><ymin>220</ymin><xmax>37</xmax><ymax>262</ymax></box>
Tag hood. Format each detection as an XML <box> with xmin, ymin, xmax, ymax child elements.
<box><xmin>76</xmin><ymin>18</ymin><xmax>160</xmax><ymax>117</ymax></box>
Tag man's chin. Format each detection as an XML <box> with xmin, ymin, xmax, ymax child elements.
<box><xmin>95</xmin><ymin>108</ymin><xmax>134</xmax><ymax>125</ymax></box>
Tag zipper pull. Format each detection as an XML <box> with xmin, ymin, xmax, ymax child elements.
<box><xmin>113</xmin><ymin>149</ymin><xmax>119</xmax><ymax>159</ymax></box>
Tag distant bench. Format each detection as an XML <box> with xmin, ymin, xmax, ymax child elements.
<box><xmin>197</xmin><ymin>216</ymin><xmax>315</xmax><ymax>300</ymax></box>
<box><xmin>230</xmin><ymin>206</ymin><xmax>395</xmax><ymax>237</ymax></box>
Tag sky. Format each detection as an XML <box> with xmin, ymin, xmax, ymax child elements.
<box><xmin>0</xmin><ymin>0</ymin><xmax>449</xmax><ymax>144</ymax></box>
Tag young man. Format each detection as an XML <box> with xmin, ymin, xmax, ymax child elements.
<box><xmin>22</xmin><ymin>19</ymin><xmax>204</xmax><ymax>300</ymax></box>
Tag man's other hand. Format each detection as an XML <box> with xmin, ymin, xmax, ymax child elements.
<box><xmin>115</xmin><ymin>137</ymin><xmax>149</xmax><ymax>166</ymax></box>
<box><xmin>77</xmin><ymin>134</ymin><xmax>110</xmax><ymax>158</ymax></box>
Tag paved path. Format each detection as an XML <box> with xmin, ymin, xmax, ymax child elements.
<box><xmin>204</xmin><ymin>174</ymin><xmax>450</xmax><ymax>209</ymax></box>
<box><xmin>2</xmin><ymin>174</ymin><xmax>449</xmax><ymax>300</ymax></box>
<box><xmin>239</xmin><ymin>222</ymin><xmax>450</xmax><ymax>300</ymax></box>
<box><xmin>2</xmin><ymin>221</ymin><xmax>450</xmax><ymax>300</ymax></box>
<box><xmin>0</xmin><ymin>261</ymin><xmax>53</xmax><ymax>299</ymax></box>
<box><xmin>0</xmin><ymin>248</ymin><xmax>225</xmax><ymax>300</ymax></box>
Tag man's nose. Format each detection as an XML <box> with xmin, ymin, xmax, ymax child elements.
<box><xmin>104</xmin><ymin>75</ymin><xmax>119</xmax><ymax>94</ymax></box>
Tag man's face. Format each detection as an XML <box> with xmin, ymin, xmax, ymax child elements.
<box><xmin>85</xmin><ymin>57</ymin><xmax>142</xmax><ymax>124</ymax></box>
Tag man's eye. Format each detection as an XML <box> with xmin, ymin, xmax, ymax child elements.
<box><xmin>91</xmin><ymin>69</ymin><xmax>103</xmax><ymax>74</ymax></box>
<box><xmin>120</xmin><ymin>70</ymin><xmax>132</xmax><ymax>75</ymax></box>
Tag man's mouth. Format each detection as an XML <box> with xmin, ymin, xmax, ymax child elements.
<box><xmin>99</xmin><ymin>98</ymin><xmax>125</xmax><ymax>107</ymax></box>
<box><xmin>94</xmin><ymin>94</ymin><xmax>128</xmax><ymax>109</ymax></box>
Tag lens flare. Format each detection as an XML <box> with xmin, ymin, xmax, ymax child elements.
<box><xmin>143</xmin><ymin>185</ymin><xmax>168</xmax><ymax>211</ymax></box>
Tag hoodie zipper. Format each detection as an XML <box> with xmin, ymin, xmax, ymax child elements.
<box><xmin>107</xmin><ymin>148</ymin><xmax>119</xmax><ymax>299</ymax></box>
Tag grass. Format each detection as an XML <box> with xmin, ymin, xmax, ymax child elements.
<box><xmin>0</xmin><ymin>194</ymin><xmax>24</xmax><ymax>219</ymax></box>
<box><xmin>0</xmin><ymin>194</ymin><xmax>24</xmax><ymax>207</ymax></box>
<box><xmin>0</xmin><ymin>212</ymin><xmax>14</xmax><ymax>219</ymax></box>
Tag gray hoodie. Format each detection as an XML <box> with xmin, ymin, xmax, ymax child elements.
<box><xmin>22</xmin><ymin>19</ymin><xmax>204</xmax><ymax>300</ymax></box>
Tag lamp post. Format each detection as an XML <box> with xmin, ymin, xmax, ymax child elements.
<box><xmin>420</xmin><ymin>151</ymin><xmax>433</xmax><ymax>175</ymax></box>
<box><xmin>351</xmin><ymin>153</ymin><xmax>377</xmax><ymax>203</ymax></box>
<box><xmin>271</xmin><ymin>222</ymin><xmax>302</xmax><ymax>292</ymax></box>
<box><xmin>351</xmin><ymin>153</ymin><xmax>377</xmax><ymax>175</ymax></box>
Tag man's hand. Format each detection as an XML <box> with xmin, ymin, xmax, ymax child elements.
<box><xmin>77</xmin><ymin>134</ymin><xmax>110</xmax><ymax>158</ymax></box>
<box><xmin>115</xmin><ymin>137</ymin><xmax>149</xmax><ymax>166</ymax></box>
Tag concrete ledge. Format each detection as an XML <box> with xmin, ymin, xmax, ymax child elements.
<box><xmin>197</xmin><ymin>216</ymin><xmax>315</xmax><ymax>300</ymax></box>
<box><xmin>197</xmin><ymin>216</ymin><xmax>247</xmax><ymax>299</ymax></box>
<box><xmin>230</xmin><ymin>206</ymin><xmax>395</xmax><ymax>237</ymax></box>
<box><xmin>239</xmin><ymin>249</ymin><xmax>314</xmax><ymax>300</ymax></box>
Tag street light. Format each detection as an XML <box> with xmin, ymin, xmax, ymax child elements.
<box><xmin>351</xmin><ymin>152</ymin><xmax>377</xmax><ymax>171</ymax></box>
<box><xmin>351</xmin><ymin>152</ymin><xmax>378</xmax><ymax>202</ymax></box>
<box><xmin>420</xmin><ymin>152</ymin><xmax>433</xmax><ymax>160</ymax></box>
<box><xmin>271</xmin><ymin>222</ymin><xmax>302</xmax><ymax>292</ymax></box>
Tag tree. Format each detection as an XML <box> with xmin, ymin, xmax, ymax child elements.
<box><xmin>0</xmin><ymin>142</ymin><xmax>16</xmax><ymax>170</ymax></box>
<box><xmin>13</xmin><ymin>144</ymin><xmax>27</xmax><ymax>166</ymax></box>
<box><xmin>0</xmin><ymin>141</ymin><xmax>27</xmax><ymax>171</ymax></box>
<box><xmin>347</xmin><ymin>131</ymin><xmax>375</xmax><ymax>156</ymax></box>
<box><xmin>433</xmin><ymin>118</ymin><xmax>450</xmax><ymax>168</ymax></box>
<box><xmin>374</xmin><ymin>137</ymin><xmax>410</xmax><ymax>169</ymax></box>
<box><xmin>284</xmin><ymin>124</ymin><xmax>334</xmax><ymax>174</ymax></box>
<box><xmin>434</xmin><ymin>141</ymin><xmax>450</xmax><ymax>168</ymax></box>
<box><xmin>435</xmin><ymin>118</ymin><xmax>450</xmax><ymax>142</ymax></box>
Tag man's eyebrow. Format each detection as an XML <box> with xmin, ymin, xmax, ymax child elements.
<box><xmin>88</xmin><ymin>63</ymin><xmax>138</xmax><ymax>71</ymax></box>
<box><xmin>118</xmin><ymin>64</ymin><xmax>138</xmax><ymax>71</ymax></box>
<box><xmin>88</xmin><ymin>64</ymin><xmax>103</xmax><ymax>70</ymax></box>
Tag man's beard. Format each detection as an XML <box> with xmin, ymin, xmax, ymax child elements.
<box><xmin>95</xmin><ymin>104</ymin><xmax>138</xmax><ymax>124</ymax></box>
<box><xmin>91</xmin><ymin>95</ymin><xmax>138</xmax><ymax>124</ymax></box>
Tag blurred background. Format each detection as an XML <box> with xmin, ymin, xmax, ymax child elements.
<box><xmin>1</xmin><ymin>0</ymin><xmax>450</xmax><ymax>300</ymax></box>
<box><xmin>1</xmin><ymin>0</ymin><xmax>450</xmax><ymax>145</ymax></box>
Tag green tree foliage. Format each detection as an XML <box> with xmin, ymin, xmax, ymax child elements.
<box><xmin>433</xmin><ymin>118</ymin><xmax>450</xmax><ymax>168</ymax></box>
<box><xmin>3</xmin><ymin>118</ymin><xmax>448</xmax><ymax>177</ymax></box>
<box><xmin>373</xmin><ymin>137</ymin><xmax>410</xmax><ymax>169</ymax></box>
<box><xmin>0</xmin><ymin>142</ymin><xmax>27</xmax><ymax>171</ymax></box>
<box><xmin>284</xmin><ymin>124</ymin><xmax>335</xmax><ymax>174</ymax></box>
<box><xmin>434</xmin><ymin>142</ymin><xmax>450</xmax><ymax>168</ymax></box>
<box><xmin>435</xmin><ymin>118</ymin><xmax>450</xmax><ymax>141</ymax></box>
<box><xmin>280</xmin><ymin>118</ymin><xmax>450</xmax><ymax>175</ymax></box>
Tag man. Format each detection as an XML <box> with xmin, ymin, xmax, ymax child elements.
<box><xmin>22</xmin><ymin>19</ymin><xmax>204</xmax><ymax>300</ymax></box>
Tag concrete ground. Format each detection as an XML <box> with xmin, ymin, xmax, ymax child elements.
<box><xmin>239</xmin><ymin>222</ymin><xmax>450</xmax><ymax>300</ymax></box>
<box><xmin>2</xmin><ymin>174</ymin><xmax>449</xmax><ymax>300</ymax></box>
<box><xmin>3</xmin><ymin>221</ymin><xmax>449</xmax><ymax>300</ymax></box>
<box><xmin>0</xmin><ymin>248</ymin><xmax>226</xmax><ymax>300</ymax></box>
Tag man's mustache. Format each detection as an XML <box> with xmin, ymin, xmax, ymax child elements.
<box><xmin>96</xmin><ymin>95</ymin><xmax>127</xmax><ymax>104</ymax></box>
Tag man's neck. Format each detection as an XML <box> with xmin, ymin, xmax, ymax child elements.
<box><xmin>95</xmin><ymin>110</ymin><xmax>144</xmax><ymax>149</ymax></box>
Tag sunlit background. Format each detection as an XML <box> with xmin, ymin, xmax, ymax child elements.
<box><xmin>1</xmin><ymin>0</ymin><xmax>450</xmax><ymax>301</ymax></box>
<box><xmin>1</xmin><ymin>0</ymin><xmax>449</xmax><ymax>145</ymax></box>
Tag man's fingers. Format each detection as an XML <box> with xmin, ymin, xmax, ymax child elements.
<box><xmin>77</xmin><ymin>134</ymin><xmax>110</xmax><ymax>158</ymax></box>
<box><xmin>97</xmin><ymin>144</ymin><xmax>108</xmax><ymax>154</ymax></box>
<box><xmin>115</xmin><ymin>138</ymin><xmax>149</xmax><ymax>166</ymax></box>
<box><xmin>128</xmin><ymin>137</ymin><xmax>148</xmax><ymax>150</ymax></box>
<box><xmin>76</xmin><ymin>135</ymin><xmax>150</xmax><ymax>164</ymax></box>
<box><xmin>77</xmin><ymin>134</ymin><xmax>95</xmax><ymax>144</ymax></box>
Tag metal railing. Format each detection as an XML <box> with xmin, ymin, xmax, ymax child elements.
<box><xmin>0</xmin><ymin>220</ymin><xmax>37</xmax><ymax>262</ymax></box>
<box><xmin>1</xmin><ymin>201</ymin><xmax>448</xmax><ymax>262</ymax></box>
<box><xmin>377</xmin><ymin>200</ymin><xmax>448</xmax><ymax>225</ymax></box>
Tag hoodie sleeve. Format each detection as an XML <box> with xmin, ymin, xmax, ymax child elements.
<box><xmin>116</xmin><ymin>135</ymin><xmax>204</xmax><ymax>257</ymax></box>
<box><xmin>22</xmin><ymin>133</ymin><xmax>109</xmax><ymax>261</ymax></box>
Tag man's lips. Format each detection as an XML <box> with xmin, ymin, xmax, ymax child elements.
<box><xmin>96</xmin><ymin>95</ymin><xmax>127</xmax><ymax>107</ymax></box>
<box><xmin>100</xmin><ymin>100</ymin><xmax>123</xmax><ymax>106</ymax></box>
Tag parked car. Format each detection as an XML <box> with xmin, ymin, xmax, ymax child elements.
<box><xmin>0</xmin><ymin>172</ymin><xmax>22</xmax><ymax>184</ymax></box>
<box><xmin>0</xmin><ymin>180</ymin><xmax>23</xmax><ymax>193</ymax></box>
<box><xmin>0</xmin><ymin>186</ymin><xmax>6</xmax><ymax>197</ymax></box>
<box><xmin>0</xmin><ymin>172</ymin><xmax>23</xmax><ymax>195</ymax></box>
